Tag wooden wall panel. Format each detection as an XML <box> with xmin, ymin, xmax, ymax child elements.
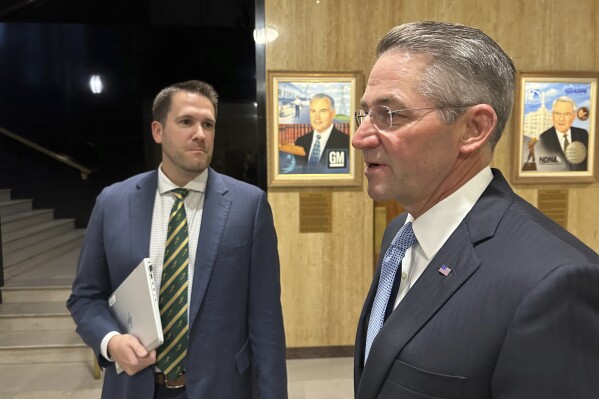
<box><xmin>266</xmin><ymin>0</ymin><xmax>599</xmax><ymax>349</ymax></box>
<box><xmin>270</xmin><ymin>187</ymin><xmax>373</xmax><ymax>347</ymax></box>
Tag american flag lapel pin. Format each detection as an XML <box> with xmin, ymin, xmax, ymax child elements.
<box><xmin>438</xmin><ymin>264</ymin><xmax>452</xmax><ymax>276</ymax></box>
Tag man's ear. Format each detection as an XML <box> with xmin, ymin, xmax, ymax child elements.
<box><xmin>151</xmin><ymin>121</ymin><xmax>163</xmax><ymax>144</ymax></box>
<box><xmin>459</xmin><ymin>104</ymin><xmax>497</xmax><ymax>153</ymax></box>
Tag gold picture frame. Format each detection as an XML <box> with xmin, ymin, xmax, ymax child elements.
<box><xmin>512</xmin><ymin>71</ymin><xmax>598</xmax><ymax>184</ymax></box>
<box><xmin>267</xmin><ymin>71</ymin><xmax>363</xmax><ymax>187</ymax></box>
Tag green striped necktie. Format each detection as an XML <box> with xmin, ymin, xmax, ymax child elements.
<box><xmin>156</xmin><ymin>188</ymin><xmax>190</xmax><ymax>380</ymax></box>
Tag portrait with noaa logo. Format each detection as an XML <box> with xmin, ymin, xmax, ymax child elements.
<box><xmin>518</xmin><ymin>75</ymin><xmax>596</xmax><ymax>178</ymax></box>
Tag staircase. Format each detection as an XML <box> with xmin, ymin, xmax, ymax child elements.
<box><xmin>0</xmin><ymin>188</ymin><xmax>102</xmax><ymax>399</ymax></box>
<box><xmin>0</xmin><ymin>189</ymin><xmax>84</xmax><ymax>281</ymax></box>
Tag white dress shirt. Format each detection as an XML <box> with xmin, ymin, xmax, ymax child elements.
<box><xmin>150</xmin><ymin>166</ymin><xmax>207</xmax><ymax>308</ymax></box>
<box><xmin>555</xmin><ymin>128</ymin><xmax>571</xmax><ymax>151</ymax></box>
<box><xmin>100</xmin><ymin>166</ymin><xmax>208</xmax><ymax>361</ymax></box>
<box><xmin>391</xmin><ymin>167</ymin><xmax>493</xmax><ymax>310</ymax></box>
<box><xmin>308</xmin><ymin>124</ymin><xmax>334</xmax><ymax>161</ymax></box>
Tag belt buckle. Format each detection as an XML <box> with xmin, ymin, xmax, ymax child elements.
<box><xmin>164</xmin><ymin>374</ymin><xmax>185</xmax><ymax>389</ymax></box>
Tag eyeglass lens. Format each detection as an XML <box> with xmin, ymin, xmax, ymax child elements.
<box><xmin>553</xmin><ymin>112</ymin><xmax>572</xmax><ymax>119</ymax></box>
<box><xmin>355</xmin><ymin>106</ymin><xmax>393</xmax><ymax>131</ymax></box>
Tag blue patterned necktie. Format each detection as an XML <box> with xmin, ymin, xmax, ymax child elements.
<box><xmin>364</xmin><ymin>222</ymin><xmax>417</xmax><ymax>364</ymax></box>
<box><xmin>308</xmin><ymin>134</ymin><xmax>322</xmax><ymax>169</ymax></box>
<box><xmin>156</xmin><ymin>188</ymin><xmax>190</xmax><ymax>380</ymax></box>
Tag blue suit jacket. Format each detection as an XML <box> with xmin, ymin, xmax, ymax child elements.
<box><xmin>68</xmin><ymin>168</ymin><xmax>287</xmax><ymax>399</ymax></box>
<box><xmin>354</xmin><ymin>169</ymin><xmax>599</xmax><ymax>398</ymax></box>
<box><xmin>294</xmin><ymin>126</ymin><xmax>350</xmax><ymax>173</ymax></box>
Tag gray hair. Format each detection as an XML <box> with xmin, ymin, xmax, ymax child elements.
<box><xmin>552</xmin><ymin>96</ymin><xmax>577</xmax><ymax>111</ymax></box>
<box><xmin>310</xmin><ymin>93</ymin><xmax>336</xmax><ymax>110</ymax></box>
<box><xmin>152</xmin><ymin>80</ymin><xmax>219</xmax><ymax>124</ymax></box>
<box><xmin>376</xmin><ymin>21</ymin><xmax>516</xmax><ymax>150</ymax></box>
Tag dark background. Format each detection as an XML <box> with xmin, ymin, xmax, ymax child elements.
<box><xmin>0</xmin><ymin>0</ymin><xmax>264</xmax><ymax>226</ymax></box>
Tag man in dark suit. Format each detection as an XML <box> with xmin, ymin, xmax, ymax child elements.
<box><xmin>67</xmin><ymin>80</ymin><xmax>287</xmax><ymax>399</ymax></box>
<box><xmin>294</xmin><ymin>93</ymin><xmax>349</xmax><ymax>173</ymax></box>
<box><xmin>352</xmin><ymin>21</ymin><xmax>599</xmax><ymax>398</ymax></box>
<box><xmin>538</xmin><ymin>96</ymin><xmax>589</xmax><ymax>171</ymax></box>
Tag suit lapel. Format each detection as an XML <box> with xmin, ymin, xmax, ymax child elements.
<box><xmin>571</xmin><ymin>127</ymin><xmax>587</xmax><ymax>146</ymax></box>
<box><xmin>357</xmin><ymin>223</ymin><xmax>480</xmax><ymax>399</ymax></box>
<box><xmin>354</xmin><ymin>263</ymin><xmax>381</xmax><ymax>390</ymax></box>
<box><xmin>548</xmin><ymin>127</ymin><xmax>566</xmax><ymax>155</ymax></box>
<box><xmin>356</xmin><ymin>170</ymin><xmax>515</xmax><ymax>399</ymax></box>
<box><xmin>320</xmin><ymin>127</ymin><xmax>347</xmax><ymax>167</ymax></box>
<box><xmin>188</xmin><ymin>169</ymin><xmax>231</xmax><ymax>329</ymax></box>
<box><xmin>129</xmin><ymin>172</ymin><xmax>157</xmax><ymax>264</ymax></box>
<box><xmin>354</xmin><ymin>216</ymin><xmax>406</xmax><ymax>390</ymax></box>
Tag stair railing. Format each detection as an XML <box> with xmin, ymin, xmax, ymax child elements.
<box><xmin>0</xmin><ymin>126</ymin><xmax>93</xmax><ymax>297</ymax></box>
<box><xmin>0</xmin><ymin>126</ymin><xmax>93</xmax><ymax>180</ymax></box>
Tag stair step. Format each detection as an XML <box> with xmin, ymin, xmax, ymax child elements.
<box><xmin>1</xmin><ymin>248</ymin><xmax>80</xmax><ymax>288</ymax></box>
<box><xmin>0</xmin><ymin>188</ymin><xmax>10</xmax><ymax>202</ymax></box>
<box><xmin>0</xmin><ymin>302</ymin><xmax>75</xmax><ymax>331</ymax></box>
<box><xmin>2</xmin><ymin>219</ymin><xmax>76</xmax><ymax>253</ymax></box>
<box><xmin>0</xmin><ymin>329</ymin><xmax>89</xmax><ymax>364</ymax></box>
<box><xmin>0</xmin><ymin>362</ymin><xmax>102</xmax><ymax>397</ymax></box>
<box><xmin>3</xmin><ymin>229</ymin><xmax>85</xmax><ymax>274</ymax></box>
<box><xmin>1</xmin><ymin>209</ymin><xmax>55</xmax><ymax>233</ymax></box>
<box><xmin>0</xmin><ymin>199</ymin><xmax>32</xmax><ymax>217</ymax></box>
<box><xmin>1</xmin><ymin>286</ymin><xmax>72</xmax><ymax>303</ymax></box>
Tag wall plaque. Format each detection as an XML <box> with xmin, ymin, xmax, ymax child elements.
<box><xmin>537</xmin><ymin>189</ymin><xmax>568</xmax><ymax>229</ymax></box>
<box><xmin>299</xmin><ymin>192</ymin><xmax>332</xmax><ymax>233</ymax></box>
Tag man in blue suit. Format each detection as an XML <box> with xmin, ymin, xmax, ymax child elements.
<box><xmin>294</xmin><ymin>93</ymin><xmax>350</xmax><ymax>174</ymax></box>
<box><xmin>352</xmin><ymin>22</ymin><xmax>599</xmax><ymax>398</ymax></box>
<box><xmin>68</xmin><ymin>80</ymin><xmax>287</xmax><ymax>399</ymax></box>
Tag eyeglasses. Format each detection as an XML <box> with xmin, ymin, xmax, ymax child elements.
<box><xmin>354</xmin><ymin>104</ymin><xmax>476</xmax><ymax>132</ymax></box>
<box><xmin>553</xmin><ymin>112</ymin><xmax>573</xmax><ymax>119</ymax></box>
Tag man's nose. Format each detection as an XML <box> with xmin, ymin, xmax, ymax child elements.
<box><xmin>192</xmin><ymin>125</ymin><xmax>206</xmax><ymax>140</ymax></box>
<box><xmin>352</xmin><ymin>121</ymin><xmax>379</xmax><ymax>150</ymax></box>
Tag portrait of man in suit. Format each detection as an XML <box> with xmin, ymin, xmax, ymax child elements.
<box><xmin>537</xmin><ymin>96</ymin><xmax>589</xmax><ymax>171</ymax></box>
<box><xmin>68</xmin><ymin>80</ymin><xmax>287</xmax><ymax>399</ymax></box>
<box><xmin>352</xmin><ymin>21</ymin><xmax>599</xmax><ymax>399</ymax></box>
<box><xmin>294</xmin><ymin>93</ymin><xmax>350</xmax><ymax>173</ymax></box>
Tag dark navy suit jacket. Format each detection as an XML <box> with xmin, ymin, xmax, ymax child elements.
<box><xmin>354</xmin><ymin>169</ymin><xmax>599</xmax><ymax>398</ymax></box>
<box><xmin>294</xmin><ymin>126</ymin><xmax>349</xmax><ymax>173</ymax></box>
<box><xmin>68</xmin><ymin>168</ymin><xmax>287</xmax><ymax>399</ymax></box>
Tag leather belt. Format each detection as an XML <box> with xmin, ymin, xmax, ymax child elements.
<box><xmin>155</xmin><ymin>373</ymin><xmax>186</xmax><ymax>388</ymax></box>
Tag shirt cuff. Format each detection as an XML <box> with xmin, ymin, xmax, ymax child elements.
<box><xmin>101</xmin><ymin>331</ymin><xmax>121</xmax><ymax>361</ymax></box>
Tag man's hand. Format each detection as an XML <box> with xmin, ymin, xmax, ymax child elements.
<box><xmin>107</xmin><ymin>334</ymin><xmax>156</xmax><ymax>376</ymax></box>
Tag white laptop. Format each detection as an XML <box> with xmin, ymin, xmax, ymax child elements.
<box><xmin>108</xmin><ymin>258</ymin><xmax>164</xmax><ymax>351</ymax></box>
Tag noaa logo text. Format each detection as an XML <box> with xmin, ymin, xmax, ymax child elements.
<box><xmin>539</xmin><ymin>156</ymin><xmax>564</xmax><ymax>165</ymax></box>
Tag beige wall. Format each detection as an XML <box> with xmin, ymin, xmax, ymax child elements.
<box><xmin>265</xmin><ymin>0</ymin><xmax>599</xmax><ymax>348</ymax></box>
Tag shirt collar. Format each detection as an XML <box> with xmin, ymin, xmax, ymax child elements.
<box><xmin>314</xmin><ymin>123</ymin><xmax>334</xmax><ymax>138</ymax></box>
<box><xmin>409</xmin><ymin>166</ymin><xmax>493</xmax><ymax>260</ymax></box>
<box><xmin>157</xmin><ymin>165</ymin><xmax>208</xmax><ymax>195</ymax></box>
<box><xmin>555</xmin><ymin>128</ymin><xmax>571</xmax><ymax>140</ymax></box>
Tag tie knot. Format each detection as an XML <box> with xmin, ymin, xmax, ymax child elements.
<box><xmin>316</xmin><ymin>134</ymin><xmax>321</xmax><ymax>140</ymax></box>
<box><xmin>391</xmin><ymin>221</ymin><xmax>417</xmax><ymax>250</ymax></box>
<box><xmin>172</xmin><ymin>188</ymin><xmax>189</xmax><ymax>201</ymax></box>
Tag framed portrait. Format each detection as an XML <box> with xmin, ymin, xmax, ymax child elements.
<box><xmin>267</xmin><ymin>71</ymin><xmax>363</xmax><ymax>187</ymax></box>
<box><xmin>512</xmin><ymin>71</ymin><xmax>598</xmax><ymax>184</ymax></box>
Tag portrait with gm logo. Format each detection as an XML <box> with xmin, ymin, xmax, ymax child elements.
<box><xmin>267</xmin><ymin>71</ymin><xmax>363</xmax><ymax>187</ymax></box>
<box><xmin>514</xmin><ymin>72</ymin><xmax>598</xmax><ymax>184</ymax></box>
